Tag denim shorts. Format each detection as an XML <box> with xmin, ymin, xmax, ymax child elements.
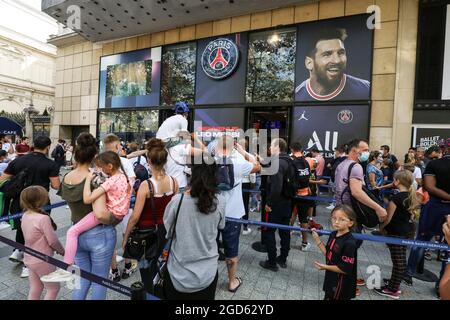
<box><xmin>222</xmin><ymin>221</ymin><xmax>241</xmax><ymax>259</ymax></box>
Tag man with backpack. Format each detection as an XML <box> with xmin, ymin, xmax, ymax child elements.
<box><xmin>289</xmin><ymin>142</ymin><xmax>315</xmax><ymax>251</ymax></box>
<box><xmin>215</xmin><ymin>135</ymin><xmax>260</xmax><ymax>292</ymax></box>
<box><xmin>260</xmin><ymin>138</ymin><xmax>295</xmax><ymax>272</ymax></box>
<box><xmin>0</xmin><ymin>136</ymin><xmax>60</xmax><ymax>278</ymax></box>
<box><xmin>334</xmin><ymin>138</ymin><xmax>387</xmax><ymax>291</ymax></box>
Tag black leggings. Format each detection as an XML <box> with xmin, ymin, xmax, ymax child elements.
<box><xmin>163</xmin><ymin>269</ymin><xmax>218</xmax><ymax>300</ymax></box>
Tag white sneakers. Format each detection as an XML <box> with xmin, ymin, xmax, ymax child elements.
<box><xmin>20</xmin><ymin>266</ymin><xmax>29</xmax><ymax>278</ymax></box>
<box><xmin>326</xmin><ymin>204</ymin><xmax>336</xmax><ymax>210</ymax></box>
<box><xmin>9</xmin><ymin>250</ymin><xmax>28</xmax><ymax>278</ymax></box>
<box><xmin>242</xmin><ymin>228</ymin><xmax>252</xmax><ymax>235</ymax></box>
<box><xmin>301</xmin><ymin>242</ymin><xmax>311</xmax><ymax>252</ymax></box>
<box><xmin>0</xmin><ymin>222</ymin><xmax>10</xmax><ymax>231</ymax></box>
<box><xmin>9</xmin><ymin>249</ymin><xmax>23</xmax><ymax>263</ymax></box>
<box><xmin>41</xmin><ymin>268</ymin><xmax>73</xmax><ymax>283</ymax></box>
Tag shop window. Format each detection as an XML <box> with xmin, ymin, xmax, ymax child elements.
<box><xmin>98</xmin><ymin>110</ymin><xmax>159</xmax><ymax>145</ymax></box>
<box><xmin>161</xmin><ymin>42</ymin><xmax>196</xmax><ymax>106</ymax></box>
<box><xmin>246</xmin><ymin>28</ymin><xmax>296</xmax><ymax>103</ymax></box>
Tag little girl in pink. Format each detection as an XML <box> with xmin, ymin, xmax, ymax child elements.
<box><xmin>20</xmin><ymin>186</ymin><xmax>65</xmax><ymax>300</ymax></box>
<box><xmin>42</xmin><ymin>151</ymin><xmax>132</xmax><ymax>282</ymax></box>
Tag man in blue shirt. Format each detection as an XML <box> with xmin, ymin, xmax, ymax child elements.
<box><xmin>295</xmin><ymin>28</ymin><xmax>370</xmax><ymax>101</ymax></box>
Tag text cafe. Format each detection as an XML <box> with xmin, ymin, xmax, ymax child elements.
<box><xmin>98</xmin><ymin>14</ymin><xmax>373</xmax><ymax>155</ymax></box>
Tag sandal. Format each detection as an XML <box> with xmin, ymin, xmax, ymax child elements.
<box><xmin>228</xmin><ymin>277</ymin><xmax>243</xmax><ymax>293</ymax></box>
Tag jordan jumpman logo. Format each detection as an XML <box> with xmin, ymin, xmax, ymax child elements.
<box><xmin>210</xmin><ymin>48</ymin><xmax>228</xmax><ymax>69</ymax></box>
<box><xmin>298</xmin><ymin>111</ymin><xmax>308</xmax><ymax>121</ymax></box>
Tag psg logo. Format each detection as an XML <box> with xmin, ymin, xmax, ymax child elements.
<box><xmin>201</xmin><ymin>38</ymin><xmax>239</xmax><ymax>80</ymax></box>
<box><xmin>337</xmin><ymin>109</ymin><xmax>354</xmax><ymax>124</ymax></box>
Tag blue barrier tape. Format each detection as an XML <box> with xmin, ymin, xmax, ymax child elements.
<box><xmin>241</xmin><ymin>189</ymin><xmax>335</xmax><ymax>204</ymax></box>
<box><xmin>226</xmin><ymin>217</ymin><xmax>450</xmax><ymax>251</ymax></box>
<box><xmin>0</xmin><ymin>201</ymin><xmax>160</xmax><ymax>300</ymax></box>
<box><xmin>0</xmin><ymin>201</ymin><xmax>68</xmax><ymax>223</ymax></box>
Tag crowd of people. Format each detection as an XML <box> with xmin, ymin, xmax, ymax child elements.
<box><xmin>0</xmin><ymin>102</ymin><xmax>448</xmax><ymax>301</ymax></box>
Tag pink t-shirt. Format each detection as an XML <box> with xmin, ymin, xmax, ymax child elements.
<box><xmin>21</xmin><ymin>213</ymin><xmax>64</xmax><ymax>266</ymax></box>
<box><xmin>101</xmin><ymin>173</ymin><xmax>132</xmax><ymax>219</ymax></box>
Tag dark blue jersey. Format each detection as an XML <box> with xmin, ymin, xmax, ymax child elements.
<box><xmin>295</xmin><ymin>74</ymin><xmax>370</xmax><ymax>101</ymax></box>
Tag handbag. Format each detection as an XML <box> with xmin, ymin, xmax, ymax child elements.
<box><xmin>153</xmin><ymin>193</ymin><xmax>184</xmax><ymax>299</ymax></box>
<box><xmin>123</xmin><ymin>180</ymin><xmax>160</xmax><ymax>260</ymax></box>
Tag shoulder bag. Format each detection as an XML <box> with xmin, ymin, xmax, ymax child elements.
<box><xmin>123</xmin><ymin>179</ymin><xmax>160</xmax><ymax>260</ymax></box>
<box><xmin>153</xmin><ymin>192</ymin><xmax>184</xmax><ymax>299</ymax></box>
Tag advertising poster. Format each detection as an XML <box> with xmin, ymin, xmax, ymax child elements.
<box><xmin>414</xmin><ymin>127</ymin><xmax>450</xmax><ymax>148</ymax></box>
<box><xmin>295</xmin><ymin>15</ymin><xmax>373</xmax><ymax>102</ymax></box>
<box><xmin>99</xmin><ymin>47</ymin><xmax>161</xmax><ymax>108</ymax></box>
<box><xmin>194</xmin><ymin>108</ymin><xmax>246</xmax><ymax>144</ymax></box>
<box><xmin>292</xmin><ymin>105</ymin><xmax>370</xmax><ymax>157</ymax></box>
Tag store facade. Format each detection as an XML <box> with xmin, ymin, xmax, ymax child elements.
<box><xmin>45</xmin><ymin>0</ymin><xmax>426</xmax><ymax>157</ymax></box>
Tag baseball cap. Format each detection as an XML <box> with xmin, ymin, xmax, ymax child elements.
<box><xmin>173</xmin><ymin>102</ymin><xmax>190</xmax><ymax>113</ymax></box>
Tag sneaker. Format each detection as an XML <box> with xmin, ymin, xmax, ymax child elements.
<box><xmin>259</xmin><ymin>260</ymin><xmax>278</xmax><ymax>272</ymax></box>
<box><xmin>402</xmin><ymin>275</ymin><xmax>413</xmax><ymax>286</ymax></box>
<box><xmin>40</xmin><ymin>268</ymin><xmax>72</xmax><ymax>282</ymax></box>
<box><xmin>308</xmin><ymin>219</ymin><xmax>323</xmax><ymax>230</ymax></box>
<box><xmin>9</xmin><ymin>249</ymin><xmax>23</xmax><ymax>263</ymax></box>
<box><xmin>121</xmin><ymin>263</ymin><xmax>137</xmax><ymax>279</ymax></box>
<box><xmin>382</xmin><ymin>279</ymin><xmax>402</xmax><ymax>293</ymax></box>
<box><xmin>0</xmin><ymin>221</ymin><xmax>10</xmax><ymax>231</ymax></box>
<box><xmin>374</xmin><ymin>286</ymin><xmax>400</xmax><ymax>299</ymax></box>
<box><xmin>109</xmin><ymin>268</ymin><xmax>121</xmax><ymax>282</ymax></box>
<box><xmin>301</xmin><ymin>242</ymin><xmax>311</xmax><ymax>252</ymax></box>
<box><xmin>20</xmin><ymin>266</ymin><xmax>29</xmax><ymax>278</ymax></box>
<box><xmin>275</xmin><ymin>256</ymin><xmax>287</xmax><ymax>269</ymax></box>
<box><xmin>326</xmin><ymin>204</ymin><xmax>335</xmax><ymax>210</ymax></box>
<box><xmin>242</xmin><ymin>227</ymin><xmax>252</xmax><ymax>235</ymax></box>
<box><xmin>357</xmin><ymin>278</ymin><xmax>366</xmax><ymax>286</ymax></box>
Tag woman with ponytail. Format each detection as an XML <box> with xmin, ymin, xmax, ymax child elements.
<box><xmin>374</xmin><ymin>169</ymin><xmax>419</xmax><ymax>299</ymax></box>
<box><xmin>123</xmin><ymin>138</ymin><xmax>178</xmax><ymax>294</ymax></box>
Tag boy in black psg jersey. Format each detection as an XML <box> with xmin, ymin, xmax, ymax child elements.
<box><xmin>312</xmin><ymin>205</ymin><xmax>358</xmax><ymax>300</ymax></box>
<box><xmin>295</xmin><ymin>28</ymin><xmax>370</xmax><ymax>101</ymax></box>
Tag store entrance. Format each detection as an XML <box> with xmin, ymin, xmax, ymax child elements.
<box><xmin>247</xmin><ymin>107</ymin><xmax>290</xmax><ymax>144</ymax></box>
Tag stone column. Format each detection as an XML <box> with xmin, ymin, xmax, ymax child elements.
<box><xmin>391</xmin><ymin>0</ymin><xmax>419</xmax><ymax>157</ymax></box>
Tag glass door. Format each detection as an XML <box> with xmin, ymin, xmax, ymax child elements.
<box><xmin>247</xmin><ymin>107</ymin><xmax>290</xmax><ymax>143</ymax></box>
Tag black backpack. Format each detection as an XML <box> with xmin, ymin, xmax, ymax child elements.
<box><xmin>279</xmin><ymin>156</ymin><xmax>297</xmax><ymax>199</ymax></box>
<box><xmin>342</xmin><ymin>162</ymin><xmax>381</xmax><ymax>228</ymax></box>
<box><xmin>216</xmin><ymin>157</ymin><xmax>237</xmax><ymax>191</ymax></box>
<box><xmin>0</xmin><ymin>168</ymin><xmax>33</xmax><ymax>198</ymax></box>
<box><xmin>291</xmin><ymin>156</ymin><xmax>311</xmax><ymax>191</ymax></box>
<box><xmin>133</xmin><ymin>156</ymin><xmax>150</xmax><ymax>181</ymax></box>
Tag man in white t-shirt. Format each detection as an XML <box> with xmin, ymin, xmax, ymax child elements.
<box><xmin>215</xmin><ymin>135</ymin><xmax>261</xmax><ymax>293</ymax></box>
<box><xmin>156</xmin><ymin>102</ymin><xmax>189</xmax><ymax>141</ymax></box>
<box><xmin>103</xmin><ymin>134</ymin><xmax>136</xmax><ymax>281</ymax></box>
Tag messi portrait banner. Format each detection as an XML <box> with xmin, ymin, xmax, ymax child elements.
<box><xmin>295</xmin><ymin>15</ymin><xmax>373</xmax><ymax>102</ymax></box>
<box><xmin>292</xmin><ymin>105</ymin><xmax>370</xmax><ymax>157</ymax></box>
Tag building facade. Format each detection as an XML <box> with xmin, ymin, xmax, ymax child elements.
<box><xmin>43</xmin><ymin>0</ymin><xmax>449</xmax><ymax>157</ymax></box>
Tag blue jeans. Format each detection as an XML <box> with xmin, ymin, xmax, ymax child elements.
<box><xmin>71</xmin><ymin>224</ymin><xmax>116</xmax><ymax>300</ymax></box>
